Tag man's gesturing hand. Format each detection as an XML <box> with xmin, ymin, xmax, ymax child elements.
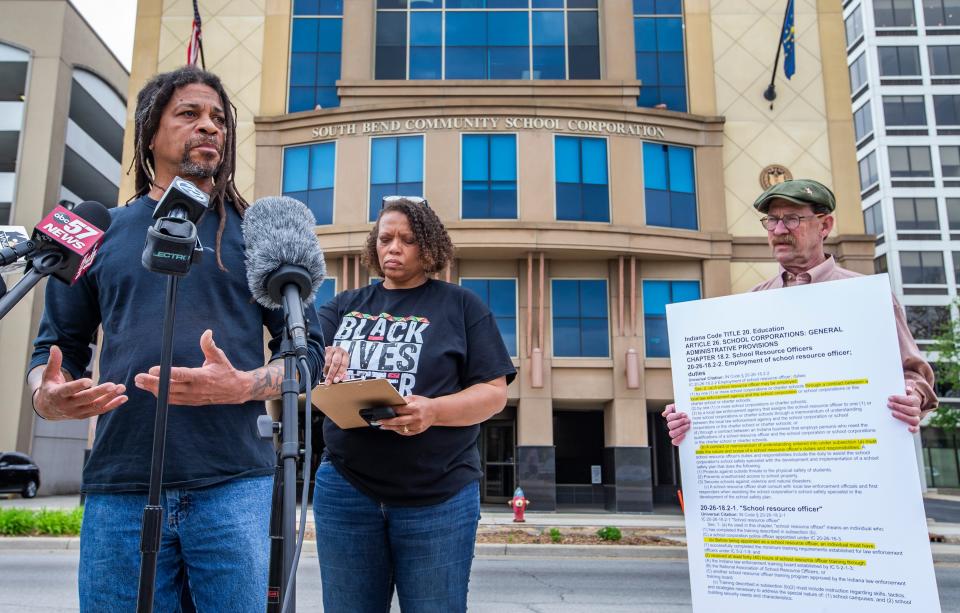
<box><xmin>33</xmin><ymin>346</ymin><xmax>128</xmax><ymax>420</ymax></box>
<box><xmin>135</xmin><ymin>329</ymin><xmax>250</xmax><ymax>406</ymax></box>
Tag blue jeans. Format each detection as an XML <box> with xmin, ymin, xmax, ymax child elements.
<box><xmin>312</xmin><ymin>460</ymin><xmax>480</xmax><ymax>613</ymax></box>
<box><xmin>79</xmin><ymin>476</ymin><xmax>272</xmax><ymax>612</ymax></box>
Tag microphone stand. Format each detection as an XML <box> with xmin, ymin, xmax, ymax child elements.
<box><xmin>136</xmin><ymin>210</ymin><xmax>204</xmax><ymax>613</ymax></box>
<box><xmin>0</xmin><ymin>252</ymin><xmax>63</xmax><ymax>320</ymax></box>
<box><xmin>262</xmin><ymin>328</ymin><xmax>302</xmax><ymax>612</ymax></box>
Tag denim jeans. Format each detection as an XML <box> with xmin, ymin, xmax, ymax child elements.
<box><xmin>312</xmin><ymin>460</ymin><xmax>480</xmax><ymax>613</ymax></box>
<box><xmin>79</xmin><ymin>475</ymin><xmax>272</xmax><ymax>612</ymax></box>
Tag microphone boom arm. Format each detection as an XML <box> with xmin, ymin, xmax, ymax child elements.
<box><xmin>0</xmin><ymin>251</ymin><xmax>64</xmax><ymax>320</ymax></box>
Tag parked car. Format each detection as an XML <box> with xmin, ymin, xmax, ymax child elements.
<box><xmin>0</xmin><ymin>451</ymin><xmax>40</xmax><ymax>498</ymax></box>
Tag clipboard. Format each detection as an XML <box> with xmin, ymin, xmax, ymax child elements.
<box><xmin>310</xmin><ymin>378</ymin><xmax>407</xmax><ymax>429</ymax></box>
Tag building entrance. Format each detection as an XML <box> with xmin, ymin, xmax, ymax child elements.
<box><xmin>648</xmin><ymin>410</ymin><xmax>682</xmax><ymax>506</ymax></box>
<box><xmin>479</xmin><ymin>420</ymin><xmax>516</xmax><ymax>503</ymax></box>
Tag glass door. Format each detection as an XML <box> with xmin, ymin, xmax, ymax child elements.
<box><xmin>480</xmin><ymin>421</ymin><xmax>516</xmax><ymax>502</ymax></box>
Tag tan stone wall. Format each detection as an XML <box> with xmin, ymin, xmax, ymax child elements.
<box><xmin>711</xmin><ymin>0</ymin><xmax>866</xmax><ymax>287</ymax></box>
<box><xmin>121</xmin><ymin>0</ymin><xmax>269</xmax><ymax>203</ymax></box>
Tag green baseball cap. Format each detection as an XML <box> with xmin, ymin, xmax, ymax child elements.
<box><xmin>752</xmin><ymin>179</ymin><xmax>836</xmax><ymax>213</ymax></box>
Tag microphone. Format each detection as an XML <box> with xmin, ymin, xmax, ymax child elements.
<box><xmin>0</xmin><ymin>226</ymin><xmax>32</xmax><ymax>272</ymax></box>
<box><xmin>142</xmin><ymin>176</ymin><xmax>210</xmax><ymax>275</ymax></box>
<box><xmin>26</xmin><ymin>201</ymin><xmax>111</xmax><ymax>285</ymax></box>
<box><xmin>0</xmin><ymin>201</ymin><xmax>110</xmax><ymax>319</ymax></box>
<box><xmin>152</xmin><ymin>176</ymin><xmax>210</xmax><ymax>222</ymax></box>
<box><xmin>242</xmin><ymin>196</ymin><xmax>325</xmax><ymax>357</ymax></box>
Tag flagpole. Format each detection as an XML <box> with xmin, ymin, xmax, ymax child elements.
<box><xmin>763</xmin><ymin>0</ymin><xmax>794</xmax><ymax>109</ymax></box>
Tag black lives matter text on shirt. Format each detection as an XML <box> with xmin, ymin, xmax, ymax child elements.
<box><xmin>316</xmin><ymin>279</ymin><xmax>516</xmax><ymax>506</ymax></box>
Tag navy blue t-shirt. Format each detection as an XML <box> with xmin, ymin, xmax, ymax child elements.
<box><xmin>317</xmin><ymin>279</ymin><xmax>517</xmax><ymax>506</ymax></box>
<box><xmin>29</xmin><ymin>196</ymin><xmax>325</xmax><ymax>492</ymax></box>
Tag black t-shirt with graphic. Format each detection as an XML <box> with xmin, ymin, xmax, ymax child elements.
<box><xmin>316</xmin><ymin>279</ymin><xmax>516</xmax><ymax>506</ymax></box>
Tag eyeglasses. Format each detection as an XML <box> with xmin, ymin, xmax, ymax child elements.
<box><xmin>382</xmin><ymin>195</ymin><xmax>429</xmax><ymax>208</ymax></box>
<box><xmin>759</xmin><ymin>214</ymin><xmax>825</xmax><ymax>231</ymax></box>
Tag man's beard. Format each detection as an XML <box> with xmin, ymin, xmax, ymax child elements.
<box><xmin>179</xmin><ymin>157</ymin><xmax>217</xmax><ymax>178</ymax></box>
<box><xmin>179</xmin><ymin>138</ymin><xmax>221</xmax><ymax>178</ymax></box>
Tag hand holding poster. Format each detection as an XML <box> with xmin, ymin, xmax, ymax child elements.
<box><xmin>666</xmin><ymin>274</ymin><xmax>939</xmax><ymax>612</ymax></box>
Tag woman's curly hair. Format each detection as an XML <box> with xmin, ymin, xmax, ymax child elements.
<box><xmin>362</xmin><ymin>199</ymin><xmax>454</xmax><ymax>276</ymax></box>
<box><xmin>128</xmin><ymin>65</ymin><xmax>248</xmax><ymax>271</ymax></box>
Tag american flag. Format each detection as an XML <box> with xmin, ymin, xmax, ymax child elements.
<box><xmin>187</xmin><ymin>0</ymin><xmax>204</xmax><ymax>67</ymax></box>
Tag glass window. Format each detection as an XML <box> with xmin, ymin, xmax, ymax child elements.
<box><xmin>889</xmin><ymin>146</ymin><xmax>933</xmax><ymax>177</ymax></box>
<box><xmin>642</xmin><ymin>280</ymin><xmax>700</xmax><ymax>358</ymax></box>
<box><xmin>369</xmin><ymin>135</ymin><xmax>424</xmax><ymax>221</ymax></box>
<box><xmin>375</xmin><ymin>11</ymin><xmax>407</xmax><ymax>79</ymax></box>
<box><xmin>294</xmin><ymin>0</ymin><xmax>343</xmax><ymax>15</ymax></box>
<box><xmin>906</xmin><ymin>305</ymin><xmax>950</xmax><ymax>340</ymax></box>
<box><xmin>314</xmin><ymin>278</ymin><xmax>337</xmax><ymax>312</ymax></box>
<box><xmin>854</xmin><ymin>102</ymin><xmax>874</xmax><ymax>141</ymax></box>
<box><xmin>929</xmin><ymin>45</ymin><xmax>960</xmax><ymax>75</ymax></box>
<box><xmin>289</xmin><ymin>11</ymin><xmax>343</xmax><ymax>112</ymax></box>
<box><xmin>883</xmin><ymin>95</ymin><xmax>927</xmax><ymax>126</ymax></box>
<box><xmin>554</xmin><ymin>135</ymin><xmax>609</xmax><ymax>222</ymax></box>
<box><xmin>894</xmin><ymin>197</ymin><xmax>939</xmax><ymax>230</ymax></box>
<box><xmin>551</xmin><ymin>279</ymin><xmax>609</xmax><ymax>357</ymax></box>
<box><xmin>934</xmin><ymin>95</ymin><xmax>960</xmax><ymax>125</ymax></box>
<box><xmin>282</xmin><ymin>142</ymin><xmax>336</xmax><ymax>224</ymax></box>
<box><xmin>461</xmin><ymin>278</ymin><xmax>518</xmax><ymax>356</ymax></box>
<box><xmin>462</xmin><ymin>134</ymin><xmax>517</xmax><ymax>219</ymax></box>
<box><xmin>863</xmin><ymin>203</ymin><xmax>884</xmax><ymax>236</ymax></box>
<box><xmin>634</xmin><ymin>2</ymin><xmax>687</xmax><ymax>112</ymax></box>
<box><xmin>859</xmin><ymin>151</ymin><xmax>879</xmax><ymax>190</ymax></box>
<box><xmin>942</xmin><ymin>146</ymin><xmax>960</xmax><ymax>177</ymax></box>
<box><xmin>874</xmin><ymin>0</ymin><xmax>917</xmax><ymax>27</ymax></box>
<box><xmin>850</xmin><ymin>53</ymin><xmax>868</xmax><ymax>93</ymax></box>
<box><xmin>410</xmin><ymin>11</ymin><xmax>442</xmax><ymax>79</ymax></box>
<box><xmin>567</xmin><ymin>9</ymin><xmax>601</xmax><ymax>78</ymax></box>
<box><xmin>845</xmin><ymin>5</ymin><xmax>864</xmax><ymax>46</ymax></box>
<box><xmin>948</xmin><ymin>198</ymin><xmax>960</xmax><ymax>229</ymax></box>
<box><xmin>853</xmin><ymin>100</ymin><xmax>873</xmax><ymax>142</ymax></box>
<box><xmin>876</xmin><ymin>254</ymin><xmax>888</xmax><ymax>274</ymax></box>
<box><xmin>643</xmin><ymin>142</ymin><xmax>697</xmax><ymax>230</ymax></box>
<box><xmin>878</xmin><ymin>46</ymin><xmax>922</xmax><ymax>76</ymax></box>
<box><xmin>924</xmin><ymin>0</ymin><xmax>960</xmax><ymax>26</ymax></box>
<box><xmin>900</xmin><ymin>251</ymin><xmax>946</xmax><ymax>284</ymax></box>
<box><xmin>375</xmin><ymin>4</ymin><xmax>600</xmax><ymax>80</ymax></box>
<box><xmin>955</xmin><ymin>251</ymin><xmax>960</xmax><ymax>283</ymax></box>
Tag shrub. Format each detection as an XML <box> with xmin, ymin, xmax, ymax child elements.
<box><xmin>0</xmin><ymin>508</ymin><xmax>37</xmax><ymax>535</ymax></box>
<box><xmin>548</xmin><ymin>527</ymin><xmax>562</xmax><ymax>543</ymax></box>
<box><xmin>34</xmin><ymin>508</ymin><xmax>83</xmax><ymax>536</ymax></box>
<box><xmin>0</xmin><ymin>507</ymin><xmax>83</xmax><ymax>536</ymax></box>
<box><xmin>596</xmin><ymin>526</ymin><xmax>622</xmax><ymax>542</ymax></box>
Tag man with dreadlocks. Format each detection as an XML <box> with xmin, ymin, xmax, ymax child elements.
<box><xmin>27</xmin><ymin>66</ymin><xmax>325</xmax><ymax>611</ymax></box>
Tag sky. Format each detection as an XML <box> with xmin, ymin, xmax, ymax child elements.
<box><xmin>71</xmin><ymin>0</ymin><xmax>137</xmax><ymax>71</ymax></box>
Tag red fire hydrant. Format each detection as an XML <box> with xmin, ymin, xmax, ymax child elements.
<box><xmin>509</xmin><ymin>487</ymin><xmax>529</xmax><ymax>522</ymax></box>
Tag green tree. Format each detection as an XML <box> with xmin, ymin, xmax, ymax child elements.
<box><xmin>930</xmin><ymin>304</ymin><xmax>960</xmax><ymax>435</ymax></box>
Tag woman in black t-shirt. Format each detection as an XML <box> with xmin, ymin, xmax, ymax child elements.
<box><xmin>313</xmin><ymin>198</ymin><xmax>516</xmax><ymax>613</ymax></box>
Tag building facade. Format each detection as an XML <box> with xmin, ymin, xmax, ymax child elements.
<box><xmin>117</xmin><ymin>0</ymin><xmax>869</xmax><ymax>511</ymax></box>
<box><xmin>843</xmin><ymin>0</ymin><xmax>960</xmax><ymax>488</ymax></box>
<box><xmin>0</xmin><ymin>0</ymin><xmax>128</xmax><ymax>494</ymax></box>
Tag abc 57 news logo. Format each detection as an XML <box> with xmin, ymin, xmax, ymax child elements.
<box><xmin>46</xmin><ymin>211</ymin><xmax>103</xmax><ymax>251</ymax></box>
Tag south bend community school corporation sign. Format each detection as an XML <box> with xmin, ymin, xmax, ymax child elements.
<box><xmin>312</xmin><ymin>116</ymin><xmax>667</xmax><ymax>140</ymax></box>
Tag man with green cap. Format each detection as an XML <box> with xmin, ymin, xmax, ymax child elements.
<box><xmin>663</xmin><ymin>178</ymin><xmax>937</xmax><ymax>445</ymax></box>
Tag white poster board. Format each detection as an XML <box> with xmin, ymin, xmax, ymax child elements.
<box><xmin>666</xmin><ymin>274</ymin><xmax>939</xmax><ymax>612</ymax></box>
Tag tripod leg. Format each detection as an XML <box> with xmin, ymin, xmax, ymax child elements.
<box><xmin>266</xmin><ymin>460</ymin><xmax>284</xmax><ymax>612</ymax></box>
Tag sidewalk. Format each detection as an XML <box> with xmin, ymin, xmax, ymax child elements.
<box><xmin>4</xmin><ymin>493</ymin><xmax>960</xmax><ymax>561</ymax></box>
